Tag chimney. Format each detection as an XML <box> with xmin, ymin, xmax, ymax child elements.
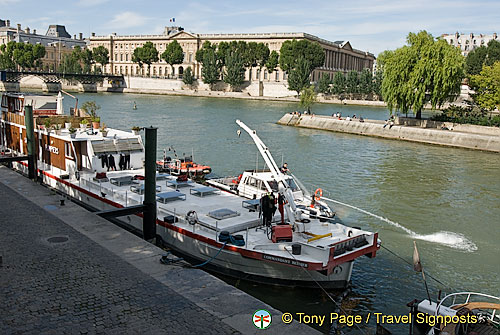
<box><xmin>91</xmin><ymin>32</ymin><xmax>95</xmax><ymax>37</ymax></box>
<box><xmin>17</xmin><ymin>23</ymin><xmax>21</xmax><ymax>32</ymax></box>
<box><xmin>33</xmin><ymin>29</ymin><xmax>36</xmax><ymax>35</ymax></box>
<box><xmin>79</xmin><ymin>32</ymin><xmax>83</xmax><ymax>40</ymax></box>
<box><xmin>6</xmin><ymin>20</ymin><xmax>10</xmax><ymax>27</ymax></box>
<box><xmin>25</xmin><ymin>27</ymin><xmax>30</xmax><ymax>34</ymax></box>
<box><xmin>74</xmin><ymin>34</ymin><xmax>76</xmax><ymax>39</ymax></box>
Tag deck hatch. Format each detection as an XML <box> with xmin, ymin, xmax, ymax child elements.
<box><xmin>208</xmin><ymin>208</ymin><xmax>240</xmax><ymax>220</ymax></box>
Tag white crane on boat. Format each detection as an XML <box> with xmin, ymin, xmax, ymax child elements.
<box><xmin>236</xmin><ymin>120</ymin><xmax>307</xmax><ymax>230</ymax></box>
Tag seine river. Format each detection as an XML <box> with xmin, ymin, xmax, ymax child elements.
<box><xmin>65</xmin><ymin>93</ymin><xmax>500</xmax><ymax>334</ymax></box>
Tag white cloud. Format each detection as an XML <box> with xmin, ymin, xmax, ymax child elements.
<box><xmin>106</xmin><ymin>12</ymin><xmax>149</xmax><ymax>30</ymax></box>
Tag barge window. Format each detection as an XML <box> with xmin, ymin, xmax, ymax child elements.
<box><xmin>65</xmin><ymin>142</ymin><xmax>73</xmax><ymax>159</ymax></box>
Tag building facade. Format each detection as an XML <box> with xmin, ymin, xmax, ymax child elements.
<box><xmin>89</xmin><ymin>26</ymin><xmax>375</xmax><ymax>82</ymax></box>
<box><xmin>0</xmin><ymin>19</ymin><xmax>87</xmax><ymax>71</ymax></box>
<box><xmin>441</xmin><ymin>32</ymin><xmax>498</xmax><ymax>56</ymax></box>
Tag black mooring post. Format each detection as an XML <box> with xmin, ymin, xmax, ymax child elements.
<box><xmin>24</xmin><ymin>105</ymin><xmax>37</xmax><ymax>181</ymax></box>
<box><xmin>143</xmin><ymin>126</ymin><xmax>157</xmax><ymax>241</ymax></box>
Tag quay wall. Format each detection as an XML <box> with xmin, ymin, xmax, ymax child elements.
<box><xmin>278</xmin><ymin>114</ymin><xmax>500</xmax><ymax>153</ymax></box>
<box><xmin>396</xmin><ymin>117</ymin><xmax>500</xmax><ymax>136</ymax></box>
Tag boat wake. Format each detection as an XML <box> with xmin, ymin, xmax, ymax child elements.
<box><xmin>322</xmin><ymin>197</ymin><xmax>477</xmax><ymax>252</ymax></box>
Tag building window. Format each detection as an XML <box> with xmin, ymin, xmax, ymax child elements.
<box><xmin>256</xmin><ymin>69</ymin><xmax>260</xmax><ymax>80</ymax></box>
<box><xmin>283</xmin><ymin>71</ymin><xmax>287</xmax><ymax>80</ymax></box>
<box><xmin>115</xmin><ymin>53</ymin><xmax>118</xmax><ymax>61</ymax></box>
<box><xmin>159</xmin><ymin>67</ymin><xmax>162</xmax><ymax>76</ymax></box>
<box><xmin>125</xmin><ymin>54</ymin><xmax>128</xmax><ymax>61</ymax></box>
<box><xmin>189</xmin><ymin>53</ymin><xmax>192</xmax><ymax>63</ymax></box>
<box><xmin>264</xmin><ymin>71</ymin><xmax>267</xmax><ymax>79</ymax></box>
<box><xmin>275</xmin><ymin>71</ymin><xmax>279</xmax><ymax>81</ymax></box>
<box><xmin>120</xmin><ymin>54</ymin><xmax>123</xmax><ymax>61</ymax></box>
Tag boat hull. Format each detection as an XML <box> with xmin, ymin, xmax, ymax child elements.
<box><xmin>19</xmin><ymin>163</ymin><xmax>355</xmax><ymax>289</ymax></box>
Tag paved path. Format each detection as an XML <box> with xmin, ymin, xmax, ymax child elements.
<box><xmin>0</xmin><ymin>166</ymin><xmax>319</xmax><ymax>335</ymax></box>
<box><xmin>0</xmin><ymin>182</ymin><xmax>239</xmax><ymax>335</ymax></box>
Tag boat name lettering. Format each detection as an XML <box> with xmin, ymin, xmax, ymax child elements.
<box><xmin>45</xmin><ymin>145</ymin><xmax>59</xmax><ymax>155</ymax></box>
<box><xmin>262</xmin><ymin>254</ymin><xmax>308</xmax><ymax>268</ymax></box>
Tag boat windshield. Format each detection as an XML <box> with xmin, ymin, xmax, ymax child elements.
<box><xmin>268</xmin><ymin>179</ymin><xmax>299</xmax><ymax>192</ymax></box>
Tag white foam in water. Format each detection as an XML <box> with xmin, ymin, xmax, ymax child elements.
<box><xmin>322</xmin><ymin>197</ymin><xmax>478</xmax><ymax>252</ymax></box>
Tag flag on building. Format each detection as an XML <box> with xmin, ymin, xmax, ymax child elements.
<box><xmin>170</xmin><ymin>18</ymin><xmax>175</xmax><ymax>22</ymax></box>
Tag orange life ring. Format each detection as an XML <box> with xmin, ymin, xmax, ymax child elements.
<box><xmin>314</xmin><ymin>188</ymin><xmax>322</xmax><ymax>201</ymax></box>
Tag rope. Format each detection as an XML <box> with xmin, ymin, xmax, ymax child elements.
<box><xmin>284</xmin><ymin>248</ymin><xmax>369</xmax><ymax>335</ymax></box>
<box><xmin>191</xmin><ymin>241</ymin><xmax>228</xmax><ymax>268</ymax></box>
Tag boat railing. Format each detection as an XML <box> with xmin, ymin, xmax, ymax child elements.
<box><xmin>435</xmin><ymin>292</ymin><xmax>500</xmax><ymax>325</ymax></box>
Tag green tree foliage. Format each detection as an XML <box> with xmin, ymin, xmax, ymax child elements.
<box><xmin>161</xmin><ymin>40</ymin><xmax>184</xmax><ymax>75</ymax></box>
<box><xmin>223</xmin><ymin>50</ymin><xmax>245</xmax><ymax>91</ymax></box>
<box><xmin>373</xmin><ymin>70</ymin><xmax>383</xmax><ymax>98</ymax></box>
<box><xmin>61</xmin><ymin>51</ymin><xmax>82</xmax><ymax>73</ymax></box>
<box><xmin>182</xmin><ymin>66</ymin><xmax>195</xmax><ymax>86</ymax></box>
<box><xmin>81</xmin><ymin>48</ymin><xmax>94</xmax><ymax>73</ymax></box>
<box><xmin>317</xmin><ymin>73</ymin><xmax>331</xmax><ymax>94</ymax></box>
<box><xmin>201</xmin><ymin>49</ymin><xmax>219</xmax><ymax>88</ymax></box>
<box><xmin>279</xmin><ymin>39</ymin><xmax>325</xmax><ymax>73</ymax></box>
<box><xmin>287</xmin><ymin>56</ymin><xmax>312</xmax><ymax>96</ymax></box>
<box><xmin>431</xmin><ymin>104</ymin><xmax>500</xmax><ymax>127</ymax></box>
<box><xmin>359</xmin><ymin>68</ymin><xmax>373</xmax><ymax>95</ymax></box>
<box><xmin>465</xmin><ymin>40</ymin><xmax>500</xmax><ymax>76</ymax></box>
<box><xmin>332</xmin><ymin>72</ymin><xmax>346</xmax><ymax>95</ymax></box>
<box><xmin>132</xmin><ymin>41</ymin><xmax>158</xmax><ymax>76</ymax></box>
<box><xmin>80</xmin><ymin>101</ymin><xmax>101</xmax><ymax>120</ymax></box>
<box><xmin>265</xmin><ymin>50</ymin><xmax>279</xmax><ymax>75</ymax></box>
<box><xmin>93</xmin><ymin>46</ymin><xmax>109</xmax><ymax>72</ymax></box>
<box><xmin>346</xmin><ymin>70</ymin><xmax>359</xmax><ymax>94</ymax></box>
<box><xmin>470</xmin><ymin>61</ymin><xmax>500</xmax><ymax>111</ymax></box>
<box><xmin>245</xmin><ymin>42</ymin><xmax>269</xmax><ymax>72</ymax></box>
<box><xmin>299</xmin><ymin>85</ymin><xmax>317</xmax><ymax>112</ymax></box>
<box><xmin>381</xmin><ymin>31</ymin><xmax>464</xmax><ymax>118</ymax></box>
<box><xmin>0</xmin><ymin>41</ymin><xmax>46</xmax><ymax>70</ymax></box>
<box><xmin>465</xmin><ymin>46</ymin><xmax>487</xmax><ymax>76</ymax></box>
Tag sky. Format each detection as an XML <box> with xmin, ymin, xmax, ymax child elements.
<box><xmin>1</xmin><ymin>0</ymin><xmax>499</xmax><ymax>56</ymax></box>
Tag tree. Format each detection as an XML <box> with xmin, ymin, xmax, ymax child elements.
<box><xmin>346</xmin><ymin>70</ymin><xmax>359</xmax><ymax>95</ymax></box>
<box><xmin>223</xmin><ymin>50</ymin><xmax>245</xmax><ymax>91</ymax></box>
<box><xmin>317</xmin><ymin>73</ymin><xmax>331</xmax><ymax>94</ymax></box>
<box><xmin>245</xmin><ymin>42</ymin><xmax>269</xmax><ymax>78</ymax></box>
<box><xmin>279</xmin><ymin>39</ymin><xmax>325</xmax><ymax>73</ymax></box>
<box><xmin>80</xmin><ymin>101</ymin><xmax>101</xmax><ymax>121</ymax></box>
<box><xmin>161</xmin><ymin>40</ymin><xmax>184</xmax><ymax>76</ymax></box>
<box><xmin>265</xmin><ymin>50</ymin><xmax>279</xmax><ymax>76</ymax></box>
<box><xmin>382</xmin><ymin>31</ymin><xmax>464</xmax><ymax>119</ymax></box>
<box><xmin>373</xmin><ymin>70</ymin><xmax>383</xmax><ymax>99</ymax></box>
<box><xmin>299</xmin><ymin>85</ymin><xmax>317</xmax><ymax>112</ymax></box>
<box><xmin>132</xmin><ymin>41</ymin><xmax>158</xmax><ymax>76</ymax></box>
<box><xmin>332</xmin><ymin>72</ymin><xmax>346</xmax><ymax>96</ymax></box>
<box><xmin>81</xmin><ymin>48</ymin><xmax>94</xmax><ymax>74</ymax></box>
<box><xmin>93</xmin><ymin>46</ymin><xmax>109</xmax><ymax>73</ymax></box>
<box><xmin>0</xmin><ymin>42</ymin><xmax>46</xmax><ymax>70</ymax></box>
<box><xmin>359</xmin><ymin>68</ymin><xmax>373</xmax><ymax>95</ymax></box>
<box><xmin>465</xmin><ymin>46</ymin><xmax>487</xmax><ymax>76</ymax></box>
<box><xmin>470</xmin><ymin>61</ymin><xmax>500</xmax><ymax>112</ymax></box>
<box><xmin>287</xmin><ymin>56</ymin><xmax>312</xmax><ymax>96</ymax></box>
<box><xmin>201</xmin><ymin>49</ymin><xmax>219</xmax><ymax>88</ymax></box>
<box><xmin>182</xmin><ymin>66</ymin><xmax>195</xmax><ymax>86</ymax></box>
<box><xmin>485</xmin><ymin>40</ymin><xmax>500</xmax><ymax>66</ymax></box>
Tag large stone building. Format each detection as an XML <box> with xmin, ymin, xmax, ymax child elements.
<box><xmin>441</xmin><ymin>32</ymin><xmax>498</xmax><ymax>56</ymax></box>
<box><xmin>89</xmin><ymin>26</ymin><xmax>375</xmax><ymax>82</ymax></box>
<box><xmin>0</xmin><ymin>19</ymin><xmax>87</xmax><ymax>71</ymax></box>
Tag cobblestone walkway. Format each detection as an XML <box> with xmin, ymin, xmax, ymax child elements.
<box><xmin>0</xmin><ymin>182</ymin><xmax>238</xmax><ymax>335</ymax></box>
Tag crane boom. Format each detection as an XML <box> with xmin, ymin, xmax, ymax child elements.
<box><xmin>236</xmin><ymin>120</ymin><xmax>299</xmax><ymax>225</ymax></box>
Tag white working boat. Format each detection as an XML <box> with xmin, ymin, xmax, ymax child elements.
<box><xmin>1</xmin><ymin>92</ymin><xmax>381</xmax><ymax>288</ymax></box>
<box><xmin>408</xmin><ymin>292</ymin><xmax>500</xmax><ymax>335</ymax></box>
<box><xmin>207</xmin><ymin>169</ymin><xmax>336</xmax><ymax>221</ymax></box>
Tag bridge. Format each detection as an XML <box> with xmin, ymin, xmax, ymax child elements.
<box><xmin>0</xmin><ymin>70</ymin><xmax>125</xmax><ymax>92</ymax></box>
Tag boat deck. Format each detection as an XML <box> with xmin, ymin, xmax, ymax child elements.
<box><xmin>75</xmin><ymin>169</ymin><xmax>367</xmax><ymax>264</ymax></box>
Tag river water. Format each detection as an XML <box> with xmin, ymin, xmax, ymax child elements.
<box><xmin>65</xmin><ymin>93</ymin><xmax>500</xmax><ymax>334</ymax></box>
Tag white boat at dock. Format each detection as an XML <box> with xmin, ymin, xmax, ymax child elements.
<box><xmin>1</xmin><ymin>92</ymin><xmax>381</xmax><ymax>288</ymax></box>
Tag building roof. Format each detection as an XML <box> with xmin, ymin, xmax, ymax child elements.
<box><xmin>46</xmin><ymin>25</ymin><xmax>71</xmax><ymax>38</ymax></box>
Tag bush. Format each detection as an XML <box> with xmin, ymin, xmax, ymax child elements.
<box><xmin>431</xmin><ymin>104</ymin><xmax>500</xmax><ymax>127</ymax></box>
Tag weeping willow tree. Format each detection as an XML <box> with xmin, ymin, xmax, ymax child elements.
<box><xmin>382</xmin><ymin>31</ymin><xmax>464</xmax><ymax>119</ymax></box>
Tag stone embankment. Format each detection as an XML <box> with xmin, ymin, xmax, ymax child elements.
<box><xmin>278</xmin><ymin>114</ymin><xmax>500</xmax><ymax>153</ymax></box>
